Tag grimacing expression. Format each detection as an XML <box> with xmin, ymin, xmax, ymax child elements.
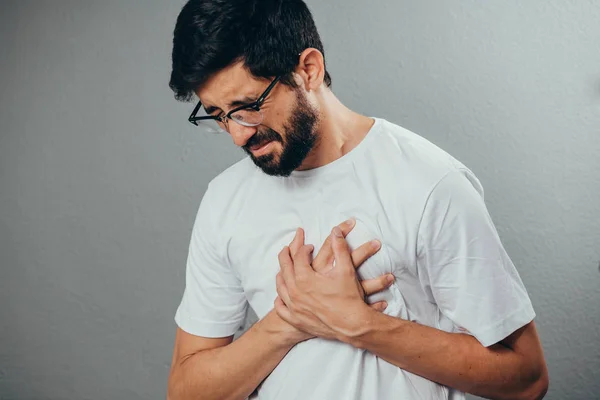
<box><xmin>242</xmin><ymin>87</ymin><xmax>320</xmax><ymax>177</ymax></box>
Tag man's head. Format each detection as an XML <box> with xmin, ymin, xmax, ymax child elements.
<box><xmin>169</xmin><ymin>0</ymin><xmax>332</xmax><ymax>177</ymax></box>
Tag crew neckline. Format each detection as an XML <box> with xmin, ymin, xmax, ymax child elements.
<box><xmin>289</xmin><ymin>117</ymin><xmax>381</xmax><ymax>179</ymax></box>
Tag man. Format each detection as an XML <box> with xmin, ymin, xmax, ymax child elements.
<box><xmin>167</xmin><ymin>0</ymin><xmax>549</xmax><ymax>399</ymax></box>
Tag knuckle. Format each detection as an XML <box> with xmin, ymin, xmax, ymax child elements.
<box><xmin>312</xmin><ymin>260</ymin><xmax>323</xmax><ymax>271</ymax></box>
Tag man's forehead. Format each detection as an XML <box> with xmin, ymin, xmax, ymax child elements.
<box><xmin>196</xmin><ymin>64</ymin><xmax>265</xmax><ymax>109</ymax></box>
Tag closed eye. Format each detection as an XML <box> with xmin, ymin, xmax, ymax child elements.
<box><xmin>203</xmin><ymin>106</ymin><xmax>224</xmax><ymax>119</ymax></box>
<box><xmin>204</xmin><ymin>94</ymin><xmax>258</xmax><ymax>116</ymax></box>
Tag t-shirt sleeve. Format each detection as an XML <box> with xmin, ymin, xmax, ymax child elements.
<box><xmin>174</xmin><ymin>183</ymin><xmax>248</xmax><ymax>338</ymax></box>
<box><xmin>416</xmin><ymin>168</ymin><xmax>535</xmax><ymax>347</ymax></box>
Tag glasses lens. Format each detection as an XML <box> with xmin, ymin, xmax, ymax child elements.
<box><xmin>230</xmin><ymin>108</ymin><xmax>263</xmax><ymax>127</ymax></box>
<box><xmin>194</xmin><ymin>119</ymin><xmax>225</xmax><ymax>133</ymax></box>
<box><xmin>191</xmin><ymin>106</ymin><xmax>226</xmax><ymax>133</ymax></box>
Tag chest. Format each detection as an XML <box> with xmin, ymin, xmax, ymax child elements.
<box><xmin>224</xmin><ymin>184</ymin><xmax>413</xmax><ymax>318</ymax></box>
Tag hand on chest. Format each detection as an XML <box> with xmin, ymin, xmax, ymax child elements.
<box><xmin>226</xmin><ymin>210</ymin><xmax>403</xmax><ymax>317</ymax></box>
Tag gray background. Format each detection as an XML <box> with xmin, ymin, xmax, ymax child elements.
<box><xmin>1</xmin><ymin>1</ymin><xmax>598</xmax><ymax>399</ymax></box>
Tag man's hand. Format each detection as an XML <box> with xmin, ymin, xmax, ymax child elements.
<box><xmin>274</xmin><ymin>221</ymin><xmax>394</xmax><ymax>342</ymax></box>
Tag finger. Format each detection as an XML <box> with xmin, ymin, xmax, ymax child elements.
<box><xmin>360</xmin><ymin>274</ymin><xmax>395</xmax><ymax>296</ymax></box>
<box><xmin>369</xmin><ymin>301</ymin><xmax>388</xmax><ymax>313</ymax></box>
<box><xmin>350</xmin><ymin>239</ymin><xmax>382</xmax><ymax>270</ymax></box>
<box><xmin>318</xmin><ymin>238</ymin><xmax>380</xmax><ymax>276</ymax></box>
<box><xmin>289</xmin><ymin>228</ymin><xmax>305</xmax><ymax>257</ymax></box>
<box><xmin>291</xmin><ymin>244</ymin><xmax>315</xmax><ymax>277</ymax></box>
<box><xmin>278</xmin><ymin>246</ymin><xmax>296</xmax><ymax>288</ymax></box>
<box><xmin>330</xmin><ymin>226</ymin><xmax>353</xmax><ymax>270</ymax></box>
<box><xmin>275</xmin><ymin>272</ymin><xmax>293</xmax><ymax>306</ymax></box>
<box><xmin>313</xmin><ymin>218</ymin><xmax>355</xmax><ymax>271</ymax></box>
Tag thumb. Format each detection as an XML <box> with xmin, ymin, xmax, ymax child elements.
<box><xmin>331</xmin><ymin>226</ymin><xmax>353</xmax><ymax>270</ymax></box>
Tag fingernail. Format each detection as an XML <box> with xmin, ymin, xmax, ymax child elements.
<box><xmin>371</xmin><ymin>240</ymin><xmax>381</xmax><ymax>249</ymax></box>
<box><xmin>380</xmin><ymin>302</ymin><xmax>388</xmax><ymax>310</ymax></box>
<box><xmin>332</xmin><ymin>226</ymin><xmax>343</xmax><ymax>237</ymax></box>
<box><xmin>387</xmin><ymin>274</ymin><xmax>395</xmax><ymax>284</ymax></box>
<box><xmin>345</xmin><ymin>218</ymin><xmax>355</xmax><ymax>226</ymax></box>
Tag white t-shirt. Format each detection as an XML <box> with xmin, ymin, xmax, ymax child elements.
<box><xmin>174</xmin><ymin>117</ymin><xmax>536</xmax><ymax>400</ymax></box>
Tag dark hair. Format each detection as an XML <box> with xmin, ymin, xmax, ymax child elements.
<box><xmin>169</xmin><ymin>0</ymin><xmax>332</xmax><ymax>102</ymax></box>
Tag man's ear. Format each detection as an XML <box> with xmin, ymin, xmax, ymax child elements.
<box><xmin>295</xmin><ymin>48</ymin><xmax>325</xmax><ymax>91</ymax></box>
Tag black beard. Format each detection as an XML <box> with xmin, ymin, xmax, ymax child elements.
<box><xmin>243</xmin><ymin>89</ymin><xmax>319</xmax><ymax>177</ymax></box>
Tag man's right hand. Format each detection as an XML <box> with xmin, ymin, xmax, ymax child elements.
<box><xmin>267</xmin><ymin>218</ymin><xmax>394</xmax><ymax>345</ymax></box>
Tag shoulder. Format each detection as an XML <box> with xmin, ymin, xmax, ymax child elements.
<box><xmin>369</xmin><ymin>118</ymin><xmax>482</xmax><ymax>199</ymax></box>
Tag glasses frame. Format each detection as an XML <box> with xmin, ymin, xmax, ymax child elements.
<box><xmin>188</xmin><ymin>75</ymin><xmax>281</xmax><ymax>131</ymax></box>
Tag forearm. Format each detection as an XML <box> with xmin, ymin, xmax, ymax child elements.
<box><xmin>168</xmin><ymin>312</ymin><xmax>297</xmax><ymax>400</ymax></box>
<box><xmin>341</xmin><ymin>309</ymin><xmax>544</xmax><ymax>400</ymax></box>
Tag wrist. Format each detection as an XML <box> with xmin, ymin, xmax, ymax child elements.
<box><xmin>342</xmin><ymin>306</ymin><xmax>409</xmax><ymax>350</ymax></box>
<box><xmin>259</xmin><ymin>310</ymin><xmax>304</xmax><ymax>348</ymax></box>
<box><xmin>334</xmin><ymin>304</ymin><xmax>379</xmax><ymax>348</ymax></box>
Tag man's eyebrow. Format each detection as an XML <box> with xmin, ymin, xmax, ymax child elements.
<box><xmin>203</xmin><ymin>95</ymin><xmax>258</xmax><ymax>115</ymax></box>
<box><xmin>228</xmin><ymin>96</ymin><xmax>258</xmax><ymax>109</ymax></box>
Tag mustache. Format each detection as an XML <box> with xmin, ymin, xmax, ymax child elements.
<box><xmin>244</xmin><ymin>129</ymin><xmax>282</xmax><ymax>150</ymax></box>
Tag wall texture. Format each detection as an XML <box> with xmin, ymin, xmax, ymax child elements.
<box><xmin>1</xmin><ymin>1</ymin><xmax>598</xmax><ymax>399</ymax></box>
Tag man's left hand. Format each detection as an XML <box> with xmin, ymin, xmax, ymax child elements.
<box><xmin>274</xmin><ymin>225</ymin><xmax>374</xmax><ymax>341</ymax></box>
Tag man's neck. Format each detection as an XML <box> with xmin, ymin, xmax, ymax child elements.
<box><xmin>297</xmin><ymin>91</ymin><xmax>375</xmax><ymax>171</ymax></box>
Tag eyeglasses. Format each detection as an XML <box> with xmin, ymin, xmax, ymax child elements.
<box><xmin>188</xmin><ymin>76</ymin><xmax>281</xmax><ymax>133</ymax></box>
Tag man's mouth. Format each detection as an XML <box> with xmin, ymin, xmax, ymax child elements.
<box><xmin>249</xmin><ymin>140</ymin><xmax>274</xmax><ymax>155</ymax></box>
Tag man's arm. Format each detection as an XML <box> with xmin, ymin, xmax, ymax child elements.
<box><xmin>345</xmin><ymin>169</ymin><xmax>549</xmax><ymax>399</ymax></box>
<box><xmin>167</xmin><ymin>310</ymin><xmax>300</xmax><ymax>400</ymax></box>
<box><xmin>339</xmin><ymin>310</ymin><xmax>549</xmax><ymax>400</ymax></box>
<box><xmin>342</xmin><ymin>168</ymin><xmax>548</xmax><ymax>399</ymax></box>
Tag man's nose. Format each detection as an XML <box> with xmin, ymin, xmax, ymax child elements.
<box><xmin>228</xmin><ymin>122</ymin><xmax>258</xmax><ymax>147</ymax></box>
